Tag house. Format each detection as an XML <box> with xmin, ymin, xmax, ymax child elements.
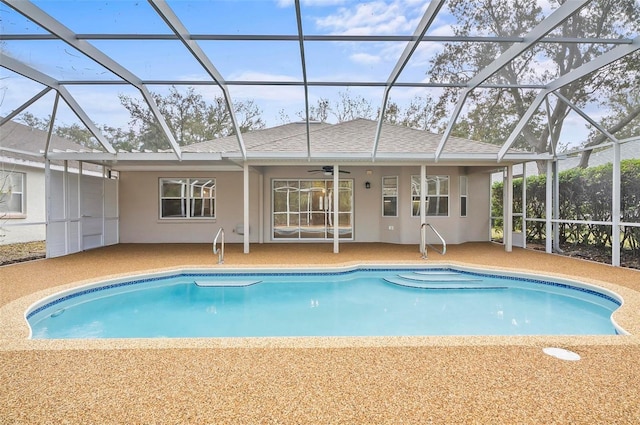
<box><xmin>22</xmin><ymin>118</ymin><xmax>541</xmax><ymax>258</ymax></box>
<box><xmin>0</xmin><ymin>120</ymin><xmax>105</xmax><ymax>245</ymax></box>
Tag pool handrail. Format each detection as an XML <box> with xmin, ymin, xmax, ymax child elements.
<box><xmin>213</xmin><ymin>227</ymin><xmax>225</xmax><ymax>264</ymax></box>
<box><xmin>421</xmin><ymin>222</ymin><xmax>446</xmax><ymax>259</ymax></box>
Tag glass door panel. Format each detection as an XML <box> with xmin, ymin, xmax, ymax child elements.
<box><xmin>272</xmin><ymin>179</ymin><xmax>353</xmax><ymax>240</ymax></box>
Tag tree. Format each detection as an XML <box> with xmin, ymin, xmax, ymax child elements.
<box><xmin>17</xmin><ymin>112</ymin><xmax>138</xmax><ymax>152</ymax></box>
<box><xmin>16</xmin><ymin>112</ymin><xmax>50</xmax><ymax>132</ymax></box>
<box><xmin>119</xmin><ymin>86</ymin><xmax>265</xmax><ymax>150</ymax></box>
<box><xmin>578</xmin><ymin>87</ymin><xmax>640</xmax><ymax>168</ymax></box>
<box><xmin>333</xmin><ymin>89</ymin><xmax>375</xmax><ymax>122</ymax></box>
<box><xmin>429</xmin><ymin>0</ymin><xmax>640</xmax><ymax>167</ymax></box>
<box><xmin>300</xmin><ymin>91</ymin><xmax>441</xmax><ymax>132</ymax></box>
<box><xmin>17</xmin><ymin>86</ymin><xmax>265</xmax><ymax>152</ymax></box>
<box><xmin>396</xmin><ymin>95</ymin><xmax>439</xmax><ymax>131</ymax></box>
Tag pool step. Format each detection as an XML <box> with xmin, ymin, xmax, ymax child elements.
<box><xmin>384</xmin><ymin>276</ymin><xmax>506</xmax><ymax>290</ymax></box>
<box><xmin>194</xmin><ymin>280</ymin><xmax>261</xmax><ymax>287</ymax></box>
<box><xmin>397</xmin><ymin>272</ymin><xmax>482</xmax><ymax>282</ymax></box>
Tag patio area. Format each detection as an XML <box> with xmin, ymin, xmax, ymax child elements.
<box><xmin>1</xmin><ymin>242</ymin><xmax>640</xmax><ymax>423</ymax></box>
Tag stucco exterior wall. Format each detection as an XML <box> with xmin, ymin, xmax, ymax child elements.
<box><xmin>1</xmin><ymin>163</ymin><xmax>46</xmax><ymax>244</ymax></box>
<box><xmin>119</xmin><ymin>165</ymin><xmax>492</xmax><ymax>246</ymax></box>
<box><xmin>119</xmin><ymin>170</ymin><xmax>262</xmax><ymax>244</ymax></box>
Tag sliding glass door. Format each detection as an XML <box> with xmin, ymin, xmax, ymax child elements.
<box><xmin>273</xmin><ymin>179</ymin><xmax>353</xmax><ymax>240</ymax></box>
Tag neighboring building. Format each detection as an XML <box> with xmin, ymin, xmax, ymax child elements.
<box><xmin>0</xmin><ymin>120</ymin><xmax>103</xmax><ymax>245</ymax></box>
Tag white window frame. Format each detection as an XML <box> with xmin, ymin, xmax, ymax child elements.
<box><xmin>159</xmin><ymin>177</ymin><xmax>216</xmax><ymax>220</ymax></box>
<box><xmin>382</xmin><ymin>176</ymin><xmax>398</xmax><ymax>217</ymax></box>
<box><xmin>460</xmin><ymin>175</ymin><xmax>468</xmax><ymax>217</ymax></box>
<box><xmin>0</xmin><ymin>171</ymin><xmax>25</xmax><ymax>217</ymax></box>
<box><xmin>411</xmin><ymin>175</ymin><xmax>450</xmax><ymax>217</ymax></box>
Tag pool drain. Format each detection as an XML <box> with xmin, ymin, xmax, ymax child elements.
<box><xmin>542</xmin><ymin>347</ymin><xmax>581</xmax><ymax>361</ymax></box>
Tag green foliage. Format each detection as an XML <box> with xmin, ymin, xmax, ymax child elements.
<box><xmin>119</xmin><ymin>86</ymin><xmax>265</xmax><ymax>151</ymax></box>
<box><xmin>302</xmin><ymin>91</ymin><xmax>441</xmax><ymax>132</ymax></box>
<box><xmin>18</xmin><ymin>87</ymin><xmax>265</xmax><ymax>152</ymax></box>
<box><xmin>492</xmin><ymin>159</ymin><xmax>640</xmax><ymax>255</ymax></box>
<box><xmin>430</xmin><ymin>0</ymin><xmax>640</xmax><ymax>154</ymax></box>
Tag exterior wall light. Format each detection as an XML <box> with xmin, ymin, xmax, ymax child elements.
<box><xmin>365</xmin><ymin>181</ymin><xmax>371</xmax><ymax>189</ymax></box>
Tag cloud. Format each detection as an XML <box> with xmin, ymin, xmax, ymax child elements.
<box><xmin>350</xmin><ymin>52</ymin><xmax>381</xmax><ymax>65</ymax></box>
<box><xmin>314</xmin><ymin>1</ymin><xmax>423</xmax><ymax>35</ymax></box>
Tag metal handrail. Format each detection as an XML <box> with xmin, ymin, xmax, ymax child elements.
<box><xmin>421</xmin><ymin>223</ymin><xmax>446</xmax><ymax>259</ymax></box>
<box><xmin>213</xmin><ymin>227</ymin><xmax>225</xmax><ymax>264</ymax></box>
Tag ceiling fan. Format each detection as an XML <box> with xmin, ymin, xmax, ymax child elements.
<box><xmin>307</xmin><ymin>166</ymin><xmax>351</xmax><ymax>176</ymax></box>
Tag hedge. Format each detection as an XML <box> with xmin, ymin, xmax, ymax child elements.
<box><xmin>491</xmin><ymin>159</ymin><xmax>640</xmax><ymax>255</ymax></box>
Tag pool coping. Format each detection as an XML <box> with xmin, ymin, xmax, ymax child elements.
<box><xmin>2</xmin><ymin>260</ymin><xmax>640</xmax><ymax>350</ymax></box>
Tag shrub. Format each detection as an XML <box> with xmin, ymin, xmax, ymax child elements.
<box><xmin>491</xmin><ymin>159</ymin><xmax>640</xmax><ymax>256</ymax></box>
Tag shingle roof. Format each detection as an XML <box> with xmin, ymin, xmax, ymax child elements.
<box><xmin>0</xmin><ymin>120</ymin><xmax>97</xmax><ymax>167</ymax></box>
<box><xmin>185</xmin><ymin>121</ymin><xmax>332</xmax><ymax>153</ymax></box>
<box><xmin>185</xmin><ymin>119</ymin><xmax>505</xmax><ymax>156</ymax></box>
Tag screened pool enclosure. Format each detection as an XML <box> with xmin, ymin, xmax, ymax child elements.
<box><xmin>0</xmin><ymin>0</ymin><xmax>638</xmax><ymax>267</ymax></box>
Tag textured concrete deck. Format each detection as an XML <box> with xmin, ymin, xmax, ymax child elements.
<box><xmin>1</xmin><ymin>242</ymin><xmax>640</xmax><ymax>424</ymax></box>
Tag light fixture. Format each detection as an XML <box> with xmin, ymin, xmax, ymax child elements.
<box><xmin>365</xmin><ymin>181</ymin><xmax>371</xmax><ymax>189</ymax></box>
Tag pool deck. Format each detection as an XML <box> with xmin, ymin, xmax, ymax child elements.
<box><xmin>1</xmin><ymin>242</ymin><xmax>640</xmax><ymax>424</ymax></box>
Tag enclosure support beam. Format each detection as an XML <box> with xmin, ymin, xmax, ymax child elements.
<box><xmin>244</xmin><ymin>163</ymin><xmax>250</xmax><ymax>254</ymax></box>
<box><xmin>420</xmin><ymin>165</ymin><xmax>426</xmax><ymax>246</ymax></box>
<box><xmin>0</xmin><ymin>87</ymin><xmax>52</xmax><ymax>127</ymax></box>
<box><xmin>553</xmin><ymin>92</ymin><xmax>619</xmax><ymax>144</ymax></box>
<box><xmin>504</xmin><ymin>166</ymin><xmax>513</xmax><ymax>252</ymax></box>
<box><xmin>259</xmin><ymin>173</ymin><xmax>264</xmax><ymax>245</ymax></box>
<box><xmin>0</xmin><ymin>53</ymin><xmax>116</xmax><ymax>154</ymax></box>
<box><xmin>149</xmin><ymin>0</ymin><xmax>246</xmax><ymax>159</ymax></box>
<box><xmin>522</xmin><ymin>163</ymin><xmax>528</xmax><ymax>249</ymax></box>
<box><xmin>545</xmin><ymin>160</ymin><xmax>553</xmax><ymax>254</ymax></box>
<box><xmin>294</xmin><ymin>0</ymin><xmax>312</xmax><ymax>160</ymax></box>
<box><xmin>44</xmin><ymin>92</ymin><xmax>60</xmax><ymax>159</ymax></box>
<box><xmin>5</xmin><ymin>0</ymin><xmax>180</xmax><ymax>158</ymax></box>
<box><xmin>44</xmin><ymin>159</ymin><xmax>52</xmax><ymax>258</ymax></box>
<box><xmin>372</xmin><ymin>0</ymin><xmax>445</xmax><ymax>160</ymax></box>
<box><xmin>436</xmin><ymin>0</ymin><xmax>589</xmax><ymax>160</ymax></box>
<box><xmin>553</xmin><ymin>161</ymin><xmax>561</xmax><ymax>253</ymax></box>
<box><xmin>498</xmin><ymin>36</ymin><xmax>639</xmax><ymax>161</ymax></box>
<box><xmin>333</xmin><ymin>165</ymin><xmax>339</xmax><ymax>254</ymax></box>
<box><xmin>612</xmin><ymin>142</ymin><xmax>621</xmax><ymax>267</ymax></box>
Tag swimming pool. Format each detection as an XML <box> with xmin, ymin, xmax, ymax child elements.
<box><xmin>26</xmin><ymin>265</ymin><xmax>624</xmax><ymax>338</ymax></box>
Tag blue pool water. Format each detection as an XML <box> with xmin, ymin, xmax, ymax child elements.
<box><xmin>27</xmin><ymin>267</ymin><xmax>623</xmax><ymax>338</ymax></box>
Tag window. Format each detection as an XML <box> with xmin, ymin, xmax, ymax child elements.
<box><xmin>159</xmin><ymin>178</ymin><xmax>215</xmax><ymax>219</ymax></box>
<box><xmin>460</xmin><ymin>176</ymin><xmax>468</xmax><ymax>217</ymax></box>
<box><xmin>272</xmin><ymin>179</ymin><xmax>353</xmax><ymax>240</ymax></box>
<box><xmin>0</xmin><ymin>171</ymin><xmax>25</xmax><ymax>215</ymax></box>
<box><xmin>411</xmin><ymin>175</ymin><xmax>449</xmax><ymax>216</ymax></box>
<box><xmin>382</xmin><ymin>176</ymin><xmax>398</xmax><ymax>217</ymax></box>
